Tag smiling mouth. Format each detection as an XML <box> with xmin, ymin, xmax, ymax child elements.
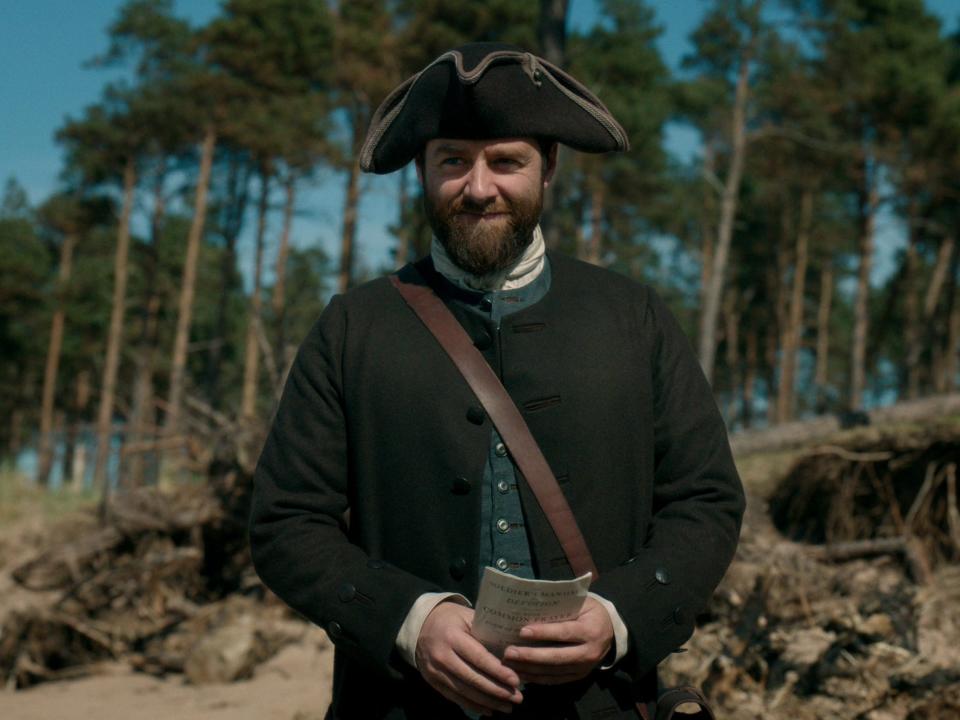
<box><xmin>458</xmin><ymin>211</ymin><xmax>507</xmax><ymax>219</ymax></box>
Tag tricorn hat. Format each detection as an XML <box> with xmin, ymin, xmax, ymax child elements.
<box><xmin>359</xmin><ymin>42</ymin><xmax>629</xmax><ymax>174</ymax></box>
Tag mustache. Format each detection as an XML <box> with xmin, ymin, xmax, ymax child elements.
<box><xmin>451</xmin><ymin>198</ymin><xmax>511</xmax><ymax>215</ymax></box>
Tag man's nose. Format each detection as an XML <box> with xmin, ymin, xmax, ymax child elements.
<box><xmin>463</xmin><ymin>161</ymin><xmax>497</xmax><ymax>204</ymax></box>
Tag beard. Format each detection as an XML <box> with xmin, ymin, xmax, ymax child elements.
<box><xmin>423</xmin><ymin>188</ymin><xmax>542</xmax><ymax>278</ymax></box>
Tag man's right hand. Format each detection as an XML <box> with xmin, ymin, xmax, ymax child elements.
<box><xmin>415</xmin><ymin>601</ymin><xmax>524</xmax><ymax>716</ymax></box>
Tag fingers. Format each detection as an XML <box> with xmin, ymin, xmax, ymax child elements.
<box><xmin>421</xmin><ymin>649</ymin><xmax>522</xmax><ymax>714</ymax></box>
<box><xmin>458</xmin><ymin>633</ymin><xmax>522</xmax><ymax>689</ymax></box>
<box><xmin>502</xmin><ymin>641</ymin><xmax>598</xmax><ymax>686</ymax></box>
<box><xmin>435</xmin><ymin>648</ymin><xmax>523</xmax><ymax>713</ymax></box>
<box><xmin>501</xmin><ymin>602</ymin><xmax>614</xmax><ymax>686</ymax></box>
<box><xmin>416</xmin><ymin>602</ymin><xmax>523</xmax><ymax>714</ymax></box>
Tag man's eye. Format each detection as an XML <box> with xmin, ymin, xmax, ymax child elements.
<box><xmin>493</xmin><ymin>158</ymin><xmax>520</xmax><ymax>168</ymax></box>
<box><xmin>440</xmin><ymin>157</ymin><xmax>463</xmax><ymax>166</ymax></box>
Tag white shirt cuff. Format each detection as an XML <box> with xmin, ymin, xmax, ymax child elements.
<box><xmin>588</xmin><ymin>591</ymin><xmax>629</xmax><ymax>669</ymax></box>
<box><xmin>395</xmin><ymin>592</ymin><xmax>471</xmax><ymax>668</ymax></box>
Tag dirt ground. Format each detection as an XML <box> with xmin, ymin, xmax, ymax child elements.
<box><xmin>0</xmin><ymin>512</ymin><xmax>334</xmax><ymax>720</ymax></box>
<box><xmin>0</xmin><ymin>640</ymin><xmax>333</xmax><ymax>720</ymax></box>
<box><xmin>3</xmin><ymin>423</ymin><xmax>959</xmax><ymax>719</ymax></box>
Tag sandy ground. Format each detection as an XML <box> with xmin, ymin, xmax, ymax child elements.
<box><xmin>0</xmin><ymin>513</ymin><xmax>335</xmax><ymax>720</ymax></box>
<box><xmin>0</xmin><ymin>634</ymin><xmax>334</xmax><ymax>720</ymax></box>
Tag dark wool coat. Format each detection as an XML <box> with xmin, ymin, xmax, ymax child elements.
<box><xmin>249</xmin><ymin>252</ymin><xmax>745</xmax><ymax>719</ymax></box>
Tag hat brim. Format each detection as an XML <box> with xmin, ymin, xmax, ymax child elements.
<box><xmin>360</xmin><ymin>46</ymin><xmax>629</xmax><ymax>174</ymax></box>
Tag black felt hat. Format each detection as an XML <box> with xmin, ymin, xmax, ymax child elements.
<box><xmin>359</xmin><ymin>42</ymin><xmax>630</xmax><ymax>174</ymax></box>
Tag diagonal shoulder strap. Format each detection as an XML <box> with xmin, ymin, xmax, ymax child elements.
<box><xmin>390</xmin><ymin>271</ymin><xmax>599</xmax><ymax>582</ymax></box>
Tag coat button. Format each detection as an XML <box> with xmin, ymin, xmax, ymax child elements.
<box><xmin>466</xmin><ymin>405</ymin><xmax>486</xmax><ymax>425</ymax></box>
<box><xmin>449</xmin><ymin>557</ymin><xmax>467</xmax><ymax>580</ymax></box>
<box><xmin>367</xmin><ymin>559</ymin><xmax>383</xmax><ymax>569</ymax></box>
<box><xmin>474</xmin><ymin>331</ymin><xmax>492</xmax><ymax>350</ymax></box>
<box><xmin>327</xmin><ymin>621</ymin><xmax>342</xmax><ymax>639</ymax></box>
<box><xmin>655</xmin><ymin>567</ymin><xmax>671</xmax><ymax>585</ymax></box>
<box><xmin>673</xmin><ymin>605</ymin><xmax>687</xmax><ymax>625</ymax></box>
<box><xmin>338</xmin><ymin>583</ymin><xmax>356</xmax><ymax>602</ymax></box>
<box><xmin>451</xmin><ymin>476</ymin><xmax>472</xmax><ymax>495</ymax></box>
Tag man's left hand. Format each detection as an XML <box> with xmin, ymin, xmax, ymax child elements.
<box><xmin>501</xmin><ymin>596</ymin><xmax>614</xmax><ymax>685</ymax></box>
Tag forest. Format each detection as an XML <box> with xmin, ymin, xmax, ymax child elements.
<box><xmin>3</xmin><ymin>2</ymin><xmax>960</xmax><ymax>717</ymax></box>
<box><xmin>2</xmin><ymin>0</ymin><xmax>959</xmax><ymax>500</ymax></box>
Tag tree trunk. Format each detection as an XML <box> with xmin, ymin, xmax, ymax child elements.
<box><xmin>537</xmin><ymin>0</ymin><xmax>568</xmax><ymax>66</ymax></box>
<box><xmin>60</xmin><ymin>409</ymin><xmax>75</xmax><ymax>490</ymax></box>
<box><xmin>273</xmin><ymin>175</ymin><xmax>297</xmax><ymax>355</ymax></box>
<box><xmin>765</xmin><ymin>295</ymin><xmax>779</xmax><ymax>426</ymax></box>
<box><xmin>36</xmin><ymin>232</ymin><xmax>78</xmax><ymax>485</ymax></box>
<box><xmin>723</xmin><ymin>288</ymin><xmax>740</xmax><ymax>427</ymax></box>
<box><xmin>394</xmin><ymin>165</ymin><xmax>410</xmax><ymax>270</ymax></box>
<box><xmin>586</xmin><ymin>180</ymin><xmax>604</xmax><ymax>266</ymax></box>
<box><xmin>850</xmin><ymin>175</ymin><xmax>878</xmax><ymax>409</ymax></box>
<box><xmin>903</xmin><ymin>206</ymin><xmax>922</xmax><ymax>399</ymax></box>
<box><xmin>125</xmin><ymin>161</ymin><xmax>167</xmax><ymax>488</ymax></box>
<box><xmin>698</xmin><ymin>53</ymin><xmax>751</xmax><ymax>384</ymax></box>
<box><xmin>125</xmin><ymin>294</ymin><xmax>160</xmax><ymax>488</ymax></box>
<box><xmin>924</xmin><ymin>234</ymin><xmax>955</xmax><ymax>319</ymax></box>
<box><xmin>699</xmin><ymin>139</ymin><xmax>717</xmax><ymax>314</ymax></box>
<box><xmin>338</xmin><ymin>120</ymin><xmax>364</xmax><ymax>294</ymax></box>
<box><xmin>206</xmin><ymin>151</ymin><xmax>251</xmax><ymax>405</ymax></box>
<box><xmin>8</xmin><ymin>408</ymin><xmax>23</xmax><ymax>461</ymax></box>
<box><xmin>166</xmin><ymin>126</ymin><xmax>216</xmax><ymax>439</ymax></box>
<box><xmin>772</xmin><ymin>203</ymin><xmax>791</xmax><ymax>422</ymax></box>
<box><xmin>934</xmin><ymin>241</ymin><xmax>960</xmax><ymax>393</ymax></box>
<box><xmin>69</xmin><ymin>369</ymin><xmax>92</xmax><ymax>490</ymax></box>
<box><xmin>924</xmin><ymin>234</ymin><xmax>955</xmax><ymax>393</ymax></box>
<box><xmin>94</xmin><ymin>157</ymin><xmax>137</xmax><ymax>501</ymax></box>
<box><xmin>743</xmin><ymin>326</ymin><xmax>758</xmax><ymax>429</ymax></box>
<box><xmin>943</xmin><ymin>296</ymin><xmax>959</xmax><ymax>393</ymax></box>
<box><xmin>777</xmin><ymin>190</ymin><xmax>811</xmax><ymax>423</ymax></box>
<box><xmin>241</xmin><ymin>170</ymin><xmax>270</xmax><ymax>421</ymax></box>
<box><xmin>815</xmin><ymin>261</ymin><xmax>834</xmax><ymax>411</ymax></box>
<box><xmin>537</xmin><ymin>0</ymin><xmax>568</xmax><ymax>245</ymax></box>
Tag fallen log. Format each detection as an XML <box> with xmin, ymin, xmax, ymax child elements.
<box><xmin>731</xmin><ymin>393</ymin><xmax>960</xmax><ymax>456</ymax></box>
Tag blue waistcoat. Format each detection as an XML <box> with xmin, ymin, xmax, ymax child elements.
<box><xmin>443</xmin><ymin>259</ymin><xmax>553</xmax><ymax>583</ymax></box>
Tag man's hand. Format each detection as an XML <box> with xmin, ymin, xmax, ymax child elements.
<box><xmin>416</xmin><ymin>601</ymin><xmax>524</xmax><ymax>716</ymax></box>
<box><xmin>502</xmin><ymin>596</ymin><xmax>614</xmax><ymax>685</ymax></box>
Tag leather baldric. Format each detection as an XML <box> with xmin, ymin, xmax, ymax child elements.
<box><xmin>389</xmin><ymin>270</ymin><xmax>599</xmax><ymax>582</ymax></box>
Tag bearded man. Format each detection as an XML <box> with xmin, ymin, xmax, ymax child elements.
<box><xmin>250</xmin><ymin>43</ymin><xmax>744</xmax><ymax>720</ymax></box>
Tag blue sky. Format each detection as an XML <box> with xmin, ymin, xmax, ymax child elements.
<box><xmin>2</xmin><ymin>0</ymin><xmax>959</xmax><ymax>285</ymax></box>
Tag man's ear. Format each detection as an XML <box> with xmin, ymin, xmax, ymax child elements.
<box><xmin>543</xmin><ymin>143</ymin><xmax>559</xmax><ymax>187</ymax></box>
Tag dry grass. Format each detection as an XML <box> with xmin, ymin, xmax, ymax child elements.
<box><xmin>0</xmin><ymin>466</ymin><xmax>98</xmax><ymax>527</ymax></box>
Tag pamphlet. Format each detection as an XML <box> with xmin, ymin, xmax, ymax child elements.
<box><xmin>470</xmin><ymin>567</ymin><xmax>592</xmax><ymax>655</ymax></box>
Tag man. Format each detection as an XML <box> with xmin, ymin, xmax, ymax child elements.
<box><xmin>250</xmin><ymin>43</ymin><xmax>744</xmax><ymax>719</ymax></box>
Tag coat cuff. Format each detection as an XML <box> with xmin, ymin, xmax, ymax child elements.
<box><xmin>588</xmin><ymin>591</ymin><xmax>628</xmax><ymax>669</ymax></box>
<box><xmin>395</xmin><ymin>592</ymin><xmax>471</xmax><ymax>668</ymax></box>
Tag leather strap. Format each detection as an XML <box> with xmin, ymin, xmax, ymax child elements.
<box><xmin>390</xmin><ymin>271</ymin><xmax>599</xmax><ymax>581</ymax></box>
<box><xmin>648</xmin><ymin>687</ymin><xmax>716</xmax><ymax>720</ymax></box>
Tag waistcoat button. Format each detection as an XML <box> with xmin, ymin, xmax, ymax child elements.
<box><xmin>495</xmin><ymin>557</ymin><xmax>509</xmax><ymax>571</ymax></box>
<box><xmin>494</xmin><ymin>442</ymin><xmax>507</xmax><ymax>457</ymax></box>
